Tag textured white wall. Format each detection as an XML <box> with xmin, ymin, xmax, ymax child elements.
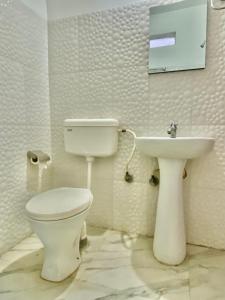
<box><xmin>0</xmin><ymin>0</ymin><xmax>51</xmax><ymax>254</ymax></box>
<box><xmin>48</xmin><ymin>0</ymin><xmax>225</xmax><ymax>249</ymax></box>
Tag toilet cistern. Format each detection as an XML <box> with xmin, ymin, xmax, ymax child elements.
<box><xmin>64</xmin><ymin>119</ymin><xmax>119</xmax><ymax>240</ymax></box>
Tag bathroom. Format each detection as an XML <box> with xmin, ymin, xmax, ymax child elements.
<box><xmin>0</xmin><ymin>0</ymin><xmax>225</xmax><ymax>298</ymax></box>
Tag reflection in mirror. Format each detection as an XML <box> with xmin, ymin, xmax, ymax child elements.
<box><xmin>150</xmin><ymin>32</ymin><xmax>176</xmax><ymax>49</ymax></box>
<box><xmin>149</xmin><ymin>0</ymin><xmax>208</xmax><ymax>74</ymax></box>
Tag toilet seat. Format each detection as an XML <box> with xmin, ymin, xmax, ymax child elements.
<box><xmin>25</xmin><ymin>187</ymin><xmax>93</xmax><ymax>221</ymax></box>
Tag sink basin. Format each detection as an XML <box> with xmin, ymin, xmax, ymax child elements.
<box><xmin>135</xmin><ymin>136</ymin><xmax>215</xmax><ymax>266</ymax></box>
<box><xmin>135</xmin><ymin>137</ymin><xmax>215</xmax><ymax>159</ymax></box>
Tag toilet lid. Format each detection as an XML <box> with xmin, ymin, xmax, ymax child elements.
<box><xmin>25</xmin><ymin>187</ymin><xmax>93</xmax><ymax>221</ymax></box>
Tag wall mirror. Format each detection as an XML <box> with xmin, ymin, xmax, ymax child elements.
<box><xmin>149</xmin><ymin>0</ymin><xmax>208</xmax><ymax>74</ymax></box>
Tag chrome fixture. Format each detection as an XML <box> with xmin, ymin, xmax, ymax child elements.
<box><xmin>167</xmin><ymin>121</ymin><xmax>178</xmax><ymax>138</ymax></box>
<box><xmin>211</xmin><ymin>0</ymin><xmax>225</xmax><ymax>10</ymax></box>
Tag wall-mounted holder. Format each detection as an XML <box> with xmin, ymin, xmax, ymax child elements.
<box><xmin>27</xmin><ymin>150</ymin><xmax>51</xmax><ymax>192</ymax></box>
<box><xmin>27</xmin><ymin>150</ymin><xmax>51</xmax><ymax>165</ymax></box>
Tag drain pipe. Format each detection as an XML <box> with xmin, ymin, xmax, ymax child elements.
<box><xmin>81</xmin><ymin>156</ymin><xmax>95</xmax><ymax>242</ymax></box>
<box><xmin>87</xmin><ymin>156</ymin><xmax>95</xmax><ymax>190</ymax></box>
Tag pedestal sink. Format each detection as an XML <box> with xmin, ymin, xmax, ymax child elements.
<box><xmin>135</xmin><ymin>137</ymin><xmax>215</xmax><ymax>265</ymax></box>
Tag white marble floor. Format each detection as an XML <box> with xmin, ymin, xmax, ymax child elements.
<box><xmin>1</xmin><ymin>227</ymin><xmax>225</xmax><ymax>300</ymax></box>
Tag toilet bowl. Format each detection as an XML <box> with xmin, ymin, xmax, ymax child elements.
<box><xmin>25</xmin><ymin>187</ymin><xmax>93</xmax><ymax>282</ymax></box>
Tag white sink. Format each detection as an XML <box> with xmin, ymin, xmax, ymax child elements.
<box><xmin>135</xmin><ymin>136</ymin><xmax>215</xmax><ymax>266</ymax></box>
<box><xmin>135</xmin><ymin>137</ymin><xmax>215</xmax><ymax>159</ymax></box>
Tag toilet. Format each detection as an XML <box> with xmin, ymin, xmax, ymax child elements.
<box><xmin>25</xmin><ymin>119</ymin><xmax>119</xmax><ymax>282</ymax></box>
<box><xmin>25</xmin><ymin>188</ymin><xmax>92</xmax><ymax>282</ymax></box>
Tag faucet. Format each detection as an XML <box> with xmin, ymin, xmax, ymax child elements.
<box><xmin>167</xmin><ymin>121</ymin><xmax>178</xmax><ymax>138</ymax></box>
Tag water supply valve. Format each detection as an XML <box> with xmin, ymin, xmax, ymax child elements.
<box><xmin>124</xmin><ymin>171</ymin><xmax>134</xmax><ymax>183</ymax></box>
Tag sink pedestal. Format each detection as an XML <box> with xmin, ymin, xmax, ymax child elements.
<box><xmin>135</xmin><ymin>136</ymin><xmax>214</xmax><ymax>265</ymax></box>
<box><xmin>153</xmin><ymin>158</ymin><xmax>187</xmax><ymax>265</ymax></box>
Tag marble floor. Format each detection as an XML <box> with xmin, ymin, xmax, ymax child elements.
<box><xmin>1</xmin><ymin>227</ymin><xmax>225</xmax><ymax>300</ymax></box>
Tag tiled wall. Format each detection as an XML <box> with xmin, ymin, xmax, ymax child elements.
<box><xmin>0</xmin><ymin>0</ymin><xmax>51</xmax><ymax>254</ymax></box>
<box><xmin>48</xmin><ymin>0</ymin><xmax>225</xmax><ymax>249</ymax></box>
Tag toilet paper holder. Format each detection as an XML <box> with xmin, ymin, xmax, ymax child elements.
<box><xmin>27</xmin><ymin>150</ymin><xmax>51</xmax><ymax>165</ymax></box>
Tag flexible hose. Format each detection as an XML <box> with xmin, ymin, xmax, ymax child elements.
<box><xmin>118</xmin><ymin>128</ymin><xmax>136</xmax><ymax>175</ymax></box>
<box><xmin>124</xmin><ymin>129</ymin><xmax>136</xmax><ymax>172</ymax></box>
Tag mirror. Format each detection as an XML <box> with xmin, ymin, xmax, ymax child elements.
<box><xmin>149</xmin><ymin>0</ymin><xmax>208</xmax><ymax>74</ymax></box>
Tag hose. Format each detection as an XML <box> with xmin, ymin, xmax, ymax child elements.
<box><xmin>118</xmin><ymin>128</ymin><xmax>137</xmax><ymax>183</ymax></box>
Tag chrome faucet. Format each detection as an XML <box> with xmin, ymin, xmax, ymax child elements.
<box><xmin>167</xmin><ymin>121</ymin><xmax>178</xmax><ymax>138</ymax></box>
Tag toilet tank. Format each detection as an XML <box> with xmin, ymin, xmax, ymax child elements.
<box><xmin>64</xmin><ymin>119</ymin><xmax>119</xmax><ymax>157</ymax></box>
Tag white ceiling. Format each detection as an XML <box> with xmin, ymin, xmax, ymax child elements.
<box><xmin>46</xmin><ymin>0</ymin><xmax>144</xmax><ymax>20</ymax></box>
<box><xmin>21</xmin><ymin>0</ymin><xmax>48</xmax><ymax>19</ymax></box>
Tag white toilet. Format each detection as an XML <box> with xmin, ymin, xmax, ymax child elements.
<box><xmin>25</xmin><ymin>119</ymin><xmax>119</xmax><ymax>282</ymax></box>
